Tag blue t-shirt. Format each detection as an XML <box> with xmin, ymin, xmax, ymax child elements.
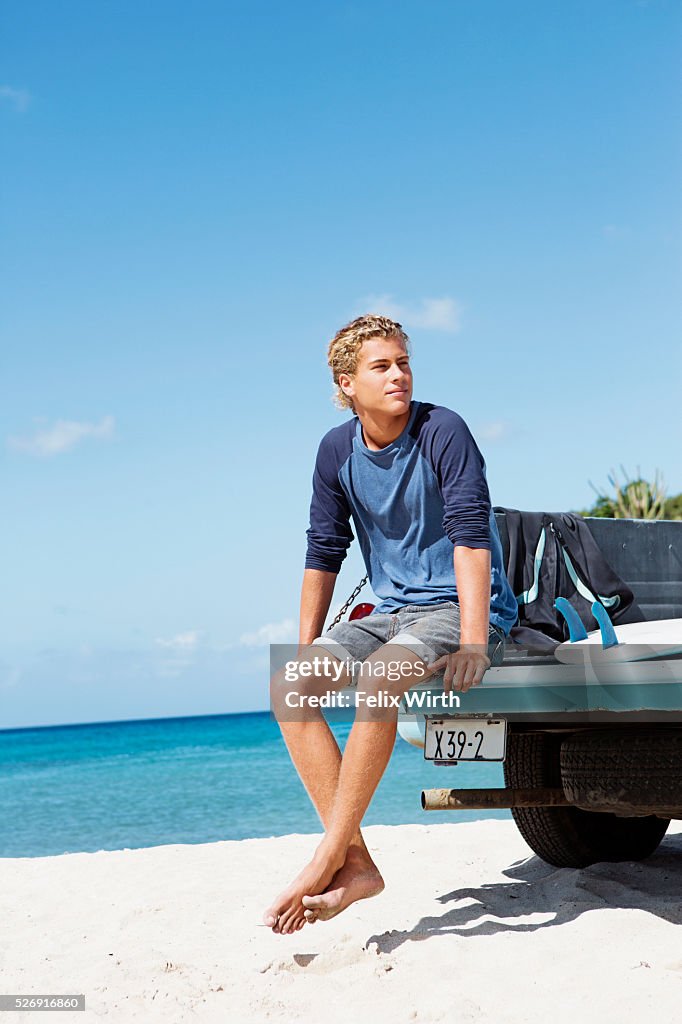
<box><xmin>305</xmin><ymin>400</ymin><xmax>518</xmax><ymax>635</ymax></box>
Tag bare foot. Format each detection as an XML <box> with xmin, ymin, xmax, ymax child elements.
<box><xmin>301</xmin><ymin>847</ymin><xmax>384</xmax><ymax>923</ymax></box>
<box><xmin>262</xmin><ymin>841</ymin><xmax>345</xmax><ymax>935</ymax></box>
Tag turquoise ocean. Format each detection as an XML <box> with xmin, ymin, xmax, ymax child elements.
<box><xmin>0</xmin><ymin>712</ymin><xmax>509</xmax><ymax>858</ymax></box>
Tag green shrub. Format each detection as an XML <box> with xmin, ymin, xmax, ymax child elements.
<box><xmin>662</xmin><ymin>493</ymin><xmax>682</xmax><ymax>520</ymax></box>
<box><xmin>580</xmin><ymin>467</ymin><xmax>675</xmax><ymax>520</ymax></box>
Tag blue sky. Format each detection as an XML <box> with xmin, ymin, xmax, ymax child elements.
<box><xmin>2</xmin><ymin>0</ymin><xmax>681</xmax><ymax>728</ymax></box>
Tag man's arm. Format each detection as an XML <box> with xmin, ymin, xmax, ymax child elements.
<box><xmin>454</xmin><ymin>546</ymin><xmax>492</xmax><ymax>647</ymax></box>
<box><xmin>299</xmin><ymin>568</ymin><xmax>337</xmax><ymax>648</ymax></box>
<box><xmin>419</xmin><ymin>408</ymin><xmax>496</xmax><ymax>691</ymax></box>
<box><xmin>305</xmin><ymin>430</ymin><xmax>354</xmax><ymax>576</ymax></box>
<box><xmin>301</xmin><ymin>430</ymin><xmax>353</xmax><ymax>649</ymax></box>
<box><xmin>427</xmin><ymin>546</ymin><xmax>492</xmax><ymax>692</ymax></box>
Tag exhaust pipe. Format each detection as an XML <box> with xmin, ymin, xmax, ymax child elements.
<box><xmin>422</xmin><ymin>787</ymin><xmax>569</xmax><ymax>811</ymax></box>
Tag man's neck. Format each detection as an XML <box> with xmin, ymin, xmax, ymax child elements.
<box><xmin>357</xmin><ymin>405</ymin><xmax>412</xmax><ymax>451</ymax></box>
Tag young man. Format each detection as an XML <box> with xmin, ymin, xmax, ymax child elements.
<box><xmin>264</xmin><ymin>314</ymin><xmax>517</xmax><ymax>935</ymax></box>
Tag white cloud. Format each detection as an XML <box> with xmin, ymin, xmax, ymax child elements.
<box><xmin>155</xmin><ymin>630</ymin><xmax>203</xmax><ymax>651</ymax></box>
<box><xmin>602</xmin><ymin>224</ymin><xmax>631</xmax><ymax>239</ymax></box>
<box><xmin>8</xmin><ymin>415</ymin><xmax>115</xmax><ymax>456</ymax></box>
<box><xmin>476</xmin><ymin>420</ymin><xmax>512</xmax><ymax>443</ymax></box>
<box><xmin>361</xmin><ymin>294</ymin><xmax>462</xmax><ymax>333</ymax></box>
<box><xmin>0</xmin><ymin>86</ymin><xmax>31</xmax><ymax>113</ymax></box>
<box><xmin>239</xmin><ymin>618</ymin><xmax>297</xmax><ymax>646</ymax></box>
<box><xmin>0</xmin><ymin>660</ymin><xmax>22</xmax><ymax>690</ymax></box>
<box><xmin>153</xmin><ymin>630</ymin><xmax>205</xmax><ymax>679</ymax></box>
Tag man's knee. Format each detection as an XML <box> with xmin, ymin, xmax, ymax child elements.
<box><xmin>270</xmin><ymin>646</ymin><xmax>353</xmax><ymax>706</ymax></box>
<box><xmin>347</xmin><ymin>646</ymin><xmax>428</xmax><ymax>722</ymax></box>
<box><xmin>359</xmin><ymin>643</ymin><xmax>431</xmax><ymax>691</ymax></box>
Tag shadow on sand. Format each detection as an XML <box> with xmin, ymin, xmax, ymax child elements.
<box><xmin>366</xmin><ymin>829</ymin><xmax>682</xmax><ymax>954</ymax></box>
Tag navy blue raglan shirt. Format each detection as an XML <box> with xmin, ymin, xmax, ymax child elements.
<box><xmin>304</xmin><ymin>400</ymin><xmax>518</xmax><ymax>635</ymax></box>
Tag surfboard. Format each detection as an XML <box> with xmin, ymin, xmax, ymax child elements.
<box><xmin>555</xmin><ymin>616</ymin><xmax>682</xmax><ymax>664</ymax></box>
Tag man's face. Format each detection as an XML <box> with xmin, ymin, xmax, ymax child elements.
<box><xmin>340</xmin><ymin>336</ymin><xmax>413</xmax><ymax>418</ymax></box>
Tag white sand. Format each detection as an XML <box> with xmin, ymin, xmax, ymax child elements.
<box><xmin>1</xmin><ymin>819</ymin><xmax>681</xmax><ymax>1023</ymax></box>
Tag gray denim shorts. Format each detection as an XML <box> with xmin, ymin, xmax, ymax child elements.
<box><xmin>312</xmin><ymin>601</ymin><xmax>506</xmax><ymax>685</ymax></box>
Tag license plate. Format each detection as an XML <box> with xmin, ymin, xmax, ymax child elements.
<box><xmin>424</xmin><ymin>717</ymin><xmax>507</xmax><ymax>761</ymax></box>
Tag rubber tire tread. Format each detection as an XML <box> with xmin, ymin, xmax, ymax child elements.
<box><xmin>504</xmin><ymin>732</ymin><xmax>669</xmax><ymax>868</ymax></box>
<box><xmin>561</xmin><ymin>729</ymin><xmax>682</xmax><ymax>815</ymax></box>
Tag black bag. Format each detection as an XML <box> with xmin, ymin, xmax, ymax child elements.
<box><xmin>495</xmin><ymin>508</ymin><xmax>645</xmax><ymax>650</ymax></box>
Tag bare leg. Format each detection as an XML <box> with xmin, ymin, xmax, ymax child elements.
<box><xmin>265</xmin><ymin>644</ymin><xmax>428</xmax><ymax>932</ymax></box>
<box><xmin>264</xmin><ymin>647</ymin><xmax>382</xmax><ymax>933</ymax></box>
<box><xmin>316</xmin><ymin>643</ymin><xmax>428</xmax><ymax>852</ymax></box>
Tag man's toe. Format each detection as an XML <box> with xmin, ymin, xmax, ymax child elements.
<box><xmin>278</xmin><ymin>909</ymin><xmax>295</xmax><ymax>933</ymax></box>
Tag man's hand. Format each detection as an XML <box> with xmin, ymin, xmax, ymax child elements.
<box><xmin>426</xmin><ymin>646</ymin><xmax>491</xmax><ymax>693</ymax></box>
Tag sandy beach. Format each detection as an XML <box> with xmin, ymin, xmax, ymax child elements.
<box><xmin>1</xmin><ymin>818</ymin><xmax>681</xmax><ymax>1023</ymax></box>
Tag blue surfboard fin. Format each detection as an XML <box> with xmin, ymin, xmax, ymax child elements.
<box><xmin>591</xmin><ymin>601</ymin><xmax>619</xmax><ymax>649</ymax></box>
<box><xmin>554</xmin><ymin>598</ymin><xmax>588</xmax><ymax>642</ymax></box>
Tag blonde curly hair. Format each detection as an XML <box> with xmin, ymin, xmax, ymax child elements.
<box><xmin>327</xmin><ymin>314</ymin><xmax>410</xmax><ymax>411</ymax></box>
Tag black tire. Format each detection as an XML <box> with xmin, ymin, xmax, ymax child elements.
<box><xmin>561</xmin><ymin>728</ymin><xmax>682</xmax><ymax>817</ymax></box>
<box><xmin>504</xmin><ymin>732</ymin><xmax>669</xmax><ymax>868</ymax></box>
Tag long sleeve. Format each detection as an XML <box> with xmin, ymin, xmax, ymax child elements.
<box><xmin>422</xmin><ymin>408</ymin><xmax>492</xmax><ymax>549</ymax></box>
<box><xmin>304</xmin><ymin>431</ymin><xmax>355</xmax><ymax>572</ymax></box>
